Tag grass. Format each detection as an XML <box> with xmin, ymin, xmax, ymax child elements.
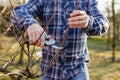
<box><xmin>88</xmin><ymin>36</ymin><xmax>120</xmax><ymax>80</ymax></box>
<box><xmin>89</xmin><ymin>49</ymin><xmax>120</xmax><ymax>80</ymax></box>
<box><xmin>0</xmin><ymin>35</ymin><xmax>120</xmax><ymax>80</ymax></box>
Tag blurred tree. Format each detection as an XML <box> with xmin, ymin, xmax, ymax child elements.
<box><xmin>116</xmin><ymin>13</ymin><xmax>120</xmax><ymax>40</ymax></box>
<box><xmin>105</xmin><ymin>2</ymin><xmax>111</xmax><ymax>50</ymax></box>
<box><xmin>0</xmin><ymin>6</ymin><xmax>11</xmax><ymax>34</ymax></box>
<box><xmin>112</xmin><ymin>0</ymin><xmax>116</xmax><ymax>62</ymax></box>
<box><xmin>23</xmin><ymin>0</ymin><xmax>26</xmax><ymax>4</ymax></box>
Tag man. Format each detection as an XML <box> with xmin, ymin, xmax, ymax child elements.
<box><xmin>11</xmin><ymin>0</ymin><xmax>109</xmax><ymax>80</ymax></box>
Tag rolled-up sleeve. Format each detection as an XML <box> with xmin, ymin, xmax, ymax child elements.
<box><xmin>10</xmin><ymin>0</ymin><xmax>43</xmax><ymax>31</ymax></box>
<box><xmin>83</xmin><ymin>0</ymin><xmax>109</xmax><ymax>36</ymax></box>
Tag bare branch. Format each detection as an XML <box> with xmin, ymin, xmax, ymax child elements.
<box><xmin>0</xmin><ymin>67</ymin><xmax>11</xmax><ymax>74</ymax></box>
<box><xmin>0</xmin><ymin>0</ymin><xmax>81</xmax><ymax>80</ymax></box>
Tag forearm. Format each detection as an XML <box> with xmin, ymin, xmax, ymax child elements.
<box><xmin>83</xmin><ymin>0</ymin><xmax>109</xmax><ymax>36</ymax></box>
<box><xmin>83</xmin><ymin>14</ymin><xmax>109</xmax><ymax>36</ymax></box>
<box><xmin>10</xmin><ymin>0</ymin><xmax>43</xmax><ymax>31</ymax></box>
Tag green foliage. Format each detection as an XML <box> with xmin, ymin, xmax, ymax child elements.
<box><xmin>0</xmin><ymin>23</ymin><xmax>5</xmax><ymax>33</ymax></box>
<box><xmin>0</xmin><ymin>6</ymin><xmax>4</xmax><ymax>11</ymax></box>
<box><xmin>0</xmin><ymin>6</ymin><xmax>12</xmax><ymax>35</ymax></box>
<box><xmin>88</xmin><ymin>36</ymin><xmax>120</xmax><ymax>51</ymax></box>
<box><xmin>0</xmin><ymin>76</ymin><xmax>10</xmax><ymax>80</ymax></box>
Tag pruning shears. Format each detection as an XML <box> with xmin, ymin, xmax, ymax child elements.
<box><xmin>24</xmin><ymin>34</ymin><xmax>63</xmax><ymax>50</ymax></box>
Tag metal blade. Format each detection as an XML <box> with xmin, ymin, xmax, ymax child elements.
<box><xmin>51</xmin><ymin>45</ymin><xmax>63</xmax><ymax>50</ymax></box>
<box><xmin>44</xmin><ymin>38</ymin><xmax>56</xmax><ymax>46</ymax></box>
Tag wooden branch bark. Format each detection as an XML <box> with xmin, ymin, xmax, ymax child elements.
<box><xmin>0</xmin><ymin>6</ymin><xmax>7</xmax><ymax>16</ymax></box>
<box><xmin>112</xmin><ymin>0</ymin><xmax>116</xmax><ymax>62</ymax></box>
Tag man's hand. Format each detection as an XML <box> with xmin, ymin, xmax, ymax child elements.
<box><xmin>27</xmin><ymin>23</ymin><xmax>45</xmax><ymax>48</ymax></box>
<box><xmin>68</xmin><ymin>10</ymin><xmax>89</xmax><ymax>29</ymax></box>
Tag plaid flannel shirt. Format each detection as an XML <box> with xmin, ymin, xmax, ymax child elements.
<box><xmin>11</xmin><ymin>0</ymin><xmax>109</xmax><ymax>79</ymax></box>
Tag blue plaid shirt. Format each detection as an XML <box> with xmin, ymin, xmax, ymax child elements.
<box><xmin>11</xmin><ymin>0</ymin><xmax>109</xmax><ymax>79</ymax></box>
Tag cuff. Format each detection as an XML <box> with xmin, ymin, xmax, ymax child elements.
<box><xmin>82</xmin><ymin>16</ymin><xmax>94</xmax><ymax>32</ymax></box>
<box><xmin>23</xmin><ymin>18</ymin><xmax>39</xmax><ymax>31</ymax></box>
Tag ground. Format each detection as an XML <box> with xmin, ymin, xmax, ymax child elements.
<box><xmin>0</xmin><ymin>36</ymin><xmax>120</xmax><ymax>80</ymax></box>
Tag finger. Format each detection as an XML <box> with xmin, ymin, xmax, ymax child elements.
<box><xmin>32</xmin><ymin>35</ymin><xmax>37</xmax><ymax>44</ymax></box>
<box><xmin>70</xmin><ymin>10</ymin><xmax>85</xmax><ymax>17</ymax></box>
<box><xmin>40</xmin><ymin>37</ymin><xmax>45</xmax><ymax>48</ymax></box>
<box><xmin>29</xmin><ymin>34</ymin><xmax>33</xmax><ymax>44</ymax></box>
<box><xmin>35</xmin><ymin>34</ymin><xmax>41</xmax><ymax>46</ymax></box>
<box><xmin>36</xmin><ymin>39</ymin><xmax>41</xmax><ymax>46</ymax></box>
<box><xmin>68</xmin><ymin>15</ymin><xmax>85</xmax><ymax>22</ymax></box>
<box><xmin>69</xmin><ymin>20</ymin><xmax>86</xmax><ymax>28</ymax></box>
